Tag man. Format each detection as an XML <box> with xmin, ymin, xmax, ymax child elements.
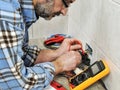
<box><xmin>0</xmin><ymin>0</ymin><xmax>82</xmax><ymax>89</ymax></box>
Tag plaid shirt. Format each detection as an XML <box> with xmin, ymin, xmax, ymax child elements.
<box><xmin>0</xmin><ymin>0</ymin><xmax>55</xmax><ymax>90</ymax></box>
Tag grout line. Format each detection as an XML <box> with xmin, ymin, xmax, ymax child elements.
<box><xmin>112</xmin><ymin>0</ymin><xmax>120</xmax><ymax>5</ymax></box>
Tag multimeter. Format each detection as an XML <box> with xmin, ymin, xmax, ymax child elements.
<box><xmin>69</xmin><ymin>60</ymin><xmax>110</xmax><ymax>90</ymax></box>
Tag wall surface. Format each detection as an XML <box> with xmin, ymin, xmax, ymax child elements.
<box><xmin>29</xmin><ymin>15</ymin><xmax>68</xmax><ymax>39</ymax></box>
<box><xmin>68</xmin><ymin>0</ymin><xmax>120</xmax><ymax>90</ymax></box>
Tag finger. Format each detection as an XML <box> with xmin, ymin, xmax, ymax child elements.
<box><xmin>70</xmin><ymin>44</ymin><xmax>82</xmax><ymax>51</ymax></box>
<box><xmin>71</xmin><ymin>38</ymin><xmax>82</xmax><ymax>45</ymax></box>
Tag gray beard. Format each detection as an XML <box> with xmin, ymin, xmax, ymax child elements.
<box><xmin>34</xmin><ymin>0</ymin><xmax>54</xmax><ymax>20</ymax></box>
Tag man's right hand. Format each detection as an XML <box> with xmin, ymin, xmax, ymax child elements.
<box><xmin>52</xmin><ymin>51</ymin><xmax>81</xmax><ymax>75</ymax></box>
<box><xmin>56</xmin><ymin>38</ymin><xmax>82</xmax><ymax>56</ymax></box>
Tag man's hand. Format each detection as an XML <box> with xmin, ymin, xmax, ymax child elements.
<box><xmin>35</xmin><ymin>38</ymin><xmax>82</xmax><ymax>64</ymax></box>
<box><xmin>52</xmin><ymin>51</ymin><xmax>82</xmax><ymax>75</ymax></box>
<box><xmin>56</xmin><ymin>38</ymin><xmax>82</xmax><ymax>55</ymax></box>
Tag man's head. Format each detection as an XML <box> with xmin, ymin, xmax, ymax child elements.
<box><xmin>34</xmin><ymin>0</ymin><xmax>75</xmax><ymax>20</ymax></box>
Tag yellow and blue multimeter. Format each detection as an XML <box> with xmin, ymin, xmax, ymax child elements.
<box><xmin>69</xmin><ymin>60</ymin><xmax>110</xmax><ymax>90</ymax></box>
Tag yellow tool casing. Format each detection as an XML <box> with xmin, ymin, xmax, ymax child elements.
<box><xmin>69</xmin><ymin>60</ymin><xmax>110</xmax><ymax>90</ymax></box>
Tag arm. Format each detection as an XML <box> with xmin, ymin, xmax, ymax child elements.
<box><xmin>35</xmin><ymin>38</ymin><xmax>82</xmax><ymax>64</ymax></box>
<box><xmin>35</xmin><ymin>49</ymin><xmax>61</xmax><ymax>64</ymax></box>
<box><xmin>35</xmin><ymin>38</ymin><xmax>82</xmax><ymax>75</ymax></box>
<box><xmin>0</xmin><ymin>20</ymin><xmax>55</xmax><ymax>89</ymax></box>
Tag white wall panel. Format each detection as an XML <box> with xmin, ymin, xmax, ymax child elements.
<box><xmin>68</xmin><ymin>0</ymin><xmax>120</xmax><ymax>90</ymax></box>
<box><xmin>68</xmin><ymin>0</ymin><xmax>102</xmax><ymax>42</ymax></box>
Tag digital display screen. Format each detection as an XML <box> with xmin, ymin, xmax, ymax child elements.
<box><xmin>91</xmin><ymin>64</ymin><xmax>100</xmax><ymax>75</ymax></box>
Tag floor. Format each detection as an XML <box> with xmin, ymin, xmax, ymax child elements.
<box><xmin>29</xmin><ymin>38</ymin><xmax>106</xmax><ymax>90</ymax></box>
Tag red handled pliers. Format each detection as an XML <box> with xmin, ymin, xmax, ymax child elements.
<box><xmin>44</xmin><ymin>34</ymin><xmax>85</xmax><ymax>54</ymax></box>
<box><xmin>44</xmin><ymin>34</ymin><xmax>65</xmax><ymax>45</ymax></box>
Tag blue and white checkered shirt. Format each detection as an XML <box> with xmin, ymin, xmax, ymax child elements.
<box><xmin>0</xmin><ymin>0</ymin><xmax>55</xmax><ymax>89</ymax></box>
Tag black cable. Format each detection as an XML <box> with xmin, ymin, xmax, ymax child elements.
<box><xmin>98</xmin><ymin>79</ymin><xmax>108</xmax><ymax>90</ymax></box>
<box><xmin>62</xmin><ymin>0</ymin><xmax>68</xmax><ymax>7</ymax></box>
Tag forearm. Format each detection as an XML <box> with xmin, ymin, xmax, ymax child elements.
<box><xmin>35</xmin><ymin>49</ymin><xmax>61</xmax><ymax>64</ymax></box>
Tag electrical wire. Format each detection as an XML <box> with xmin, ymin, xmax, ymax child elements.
<box><xmin>98</xmin><ymin>79</ymin><xmax>108</xmax><ymax>90</ymax></box>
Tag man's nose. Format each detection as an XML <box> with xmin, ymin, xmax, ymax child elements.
<box><xmin>60</xmin><ymin>8</ymin><xmax>68</xmax><ymax>15</ymax></box>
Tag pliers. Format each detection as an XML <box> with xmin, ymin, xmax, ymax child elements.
<box><xmin>44</xmin><ymin>34</ymin><xmax>65</xmax><ymax>45</ymax></box>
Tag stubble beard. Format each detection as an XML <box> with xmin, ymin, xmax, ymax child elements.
<box><xmin>34</xmin><ymin>0</ymin><xmax>54</xmax><ymax>20</ymax></box>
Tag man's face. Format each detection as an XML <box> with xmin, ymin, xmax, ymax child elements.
<box><xmin>34</xmin><ymin>0</ymin><xmax>74</xmax><ymax>20</ymax></box>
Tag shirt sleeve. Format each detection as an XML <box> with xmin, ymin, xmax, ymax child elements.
<box><xmin>21</xmin><ymin>18</ymin><xmax>40</xmax><ymax>67</ymax></box>
<box><xmin>0</xmin><ymin>20</ymin><xmax>55</xmax><ymax>90</ymax></box>
<box><xmin>22</xmin><ymin>45</ymin><xmax>41</xmax><ymax>67</ymax></box>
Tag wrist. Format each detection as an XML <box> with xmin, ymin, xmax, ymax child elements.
<box><xmin>52</xmin><ymin>60</ymin><xmax>64</xmax><ymax>75</ymax></box>
<box><xmin>55</xmin><ymin>48</ymin><xmax>64</xmax><ymax>57</ymax></box>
